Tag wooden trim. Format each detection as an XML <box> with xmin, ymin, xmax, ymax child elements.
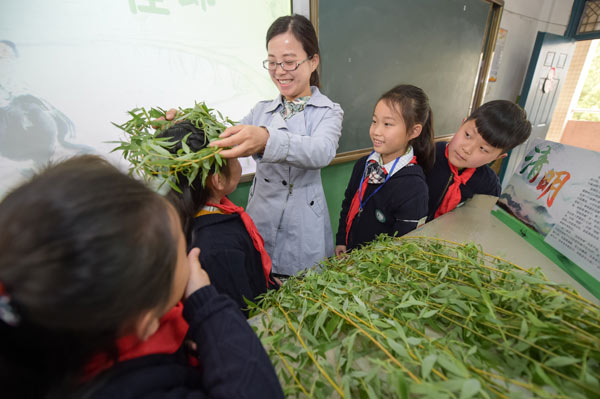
<box><xmin>240</xmin><ymin>173</ymin><xmax>255</xmax><ymax>184</ymax></box>
<box><xmin>329</xmin><ymin>148</ymin><xmax>371</xmax><ymax>165</ymax></box>
<box><xmin>310</xmin><ymin>0</ymin><xmax>319</xmax><ymax>37</ymax></box>
<box><xmin>240</xmin><ymin>134</ymin><xmax>455</xmax><ymax>180</ymax></box>
<box><xmin>471</xmin><ymin>1</ymin><xmax>504</xmax><ymax>110</ymax></box>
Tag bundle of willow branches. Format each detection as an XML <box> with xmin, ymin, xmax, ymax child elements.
<box><xmin>111</xmin><ymin>102</ymin><xmax>234</xmax><ymax>191</ymax></box>
<box><xmin>248</xmin><ymin>235</ymin><xmax>600</xmax><ymax>398</ymax></box>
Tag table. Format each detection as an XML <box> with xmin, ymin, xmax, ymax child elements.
<box><xmin>405</xmin><ymin>195</ymin><xmax>599</xmax><ymax>304</ymax></box>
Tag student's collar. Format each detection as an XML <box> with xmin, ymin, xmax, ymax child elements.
<box><xmin>368</xmin><ymin>146</ymin><xmax>415</xmax><ymax>178</ymax></box>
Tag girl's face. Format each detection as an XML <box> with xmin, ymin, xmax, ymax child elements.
<box><xmin>267</xmin><ymin>31</ymin><xmax>319</xmax><ymax>101</ymax></box>
<box><xmin>370</xmin><ymin>100</ymin><xmax>421</xmax><ymax>164</ymax></box>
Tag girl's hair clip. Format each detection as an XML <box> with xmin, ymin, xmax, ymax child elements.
<box><xmin>0</xmin><ymin>282</ymin><xmax>20</xmax><ymax>327</ymax></box>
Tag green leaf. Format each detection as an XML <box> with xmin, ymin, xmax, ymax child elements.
<box><xmin>437</xmin><ymin>353</ymin><xmax>469</xmax><ymax>378</ymax></box>
<box><xmin>421</xmin><ymin>354</ymin><xmax>437</xmax><ymax>379</ymax></box>
<box><xmin>313</xmin><ymin>307</ymin><xmax>328</xmax><ymax>336</ymax></box>
<box><xmin>459</xmin><ymin>378</ymin><xmax>481</xmax><ymax>399</ymax></box>
<box><xmin>149</xmin><ymin>143</ymin><xmax>172</xmax><ymax>157</ymax></box>
<box><xmin>419</xmin><ymin>309</ymin><xmax>438</xmax><ymax>319</ymax></box>
<box><xmin>166</xmin><ymin>177</ymin><xmax>182</xmax><ymax>193</ymax></box>
<box><xmin>511</xmin><ymin>271</ymin><xmax>558</xmax><ymax>286</ymax></box>
<box><xmin>545</xmin><ymin>356</ymin><xmax>579</xmax><ymax>368</ymax></box>
<box><xmin>386</xmin><ymin>337</ymin><xmax>408</xmax><ymax>358</ymax></box>
<box><xmin>181</xmin><ymin>132</ymin><xmax>192</xmax><ymax>154</ymax></box>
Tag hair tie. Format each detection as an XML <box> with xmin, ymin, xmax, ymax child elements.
<box><xmin>0</xmin><ymin>282</ymin><xmax>20</xmax><ymax>327</ymax></box>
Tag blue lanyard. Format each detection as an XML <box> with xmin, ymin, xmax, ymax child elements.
<box><xmin>358</xmin><ymin>151</ymin><xmax>400</xmax><ymax>211</ymax></box>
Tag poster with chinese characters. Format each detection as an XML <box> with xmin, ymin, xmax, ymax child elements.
<box><xmin>497</xmin><ymin>138</ymin><xmax>600</xmax><ymax>281</ymax></box>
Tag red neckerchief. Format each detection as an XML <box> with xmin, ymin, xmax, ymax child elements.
<box><xmin>206</xmin><ymin>197</ymin><xmax>273</xmax><ymax>287</ymax></box>
<box><xmin>345</xmin><ymin>156</ymin><xmax>417</xmax><ymax>245</ymax></box>
<box><xmin>84</xmin><ymin>302</ymin><xmax>189</xmax><ymax>379</ymax></box>
<box><xmin>434</xmin><ymin>145</ymin><xmax>476</xmax><ymax>218</ymax></box>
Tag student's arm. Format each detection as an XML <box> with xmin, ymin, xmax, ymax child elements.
<box><xmin>180</xmin><ymin>248</ymin><xmax>283</xmax><ymax>398</ymax></box>
<box><xmin>335</xmin><ymin>159</ymin><xmax>363</xmax><ymax>247</ymax></box>
<box><xmin>183</xmin><ymin>287</ymin><xmax>283</xmax><ymax>398</ymax></box>
<box><xmin>200</xmin><ymin>248</ymin><xmax>263</xmax><ymax>317</ymax></box>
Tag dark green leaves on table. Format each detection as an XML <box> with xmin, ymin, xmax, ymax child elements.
<box><xmin>248</xmin><ymin>236</ymin><xmax>600</xmax><ymax>398</ymax></box>
<box><xmin>111</xmin><ymin>102</ymin><xmax>233</xmax><ymax>191</ymax></box>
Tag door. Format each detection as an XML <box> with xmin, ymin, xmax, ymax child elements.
<box><xmin>499</xmin><ymin>32</ymin><xmax>576</xmax><ymax>187</ymax></box>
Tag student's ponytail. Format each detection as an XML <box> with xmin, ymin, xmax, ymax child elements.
<box><xmin>378</xmin><ymin>84</ymin><xmax>435</xmax><ymax>172</ymax></box>
<box><xmin>411</xmin><ymin>108</ymin><xmax>435</xmax><ymax>173</ymax></box>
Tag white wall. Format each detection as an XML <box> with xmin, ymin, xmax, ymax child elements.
<box><xmin>292</xmin><ymin>0</ymin><xmax>310</xmax><ymax>17</ymax></box>
<box><xmin>484</xmin><ymin>0</ymin><xmax>574</xmax><ymax>103</ymax></box>
<box><xmin>0</xmin><ymin>0</ymin><xmax>291</xmax><ymax>198</ymax></box>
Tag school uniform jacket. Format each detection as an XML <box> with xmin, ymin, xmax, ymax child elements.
<box><xmin>336</xmin><ymin>155</ymin><xmax>429</xmax><ymax>251</ymax></box>
<box><xmin>189</xmin><ymin>212</ymin><xmax>275</xmax><ymax>316</ymax></box>
<box><xmin>242</xmin><ymin>86</ymin><xmax>343</xmax><ymax>276</ymax></box>
<box><xmin>426</xmin><ymin>141</ymin><xmax>501</xmax><ymax>220</ymax></box>
<box><xmin>87</xmin><ymin>286</ymin><xmax>284</xmax><ymax>399</ymax></box>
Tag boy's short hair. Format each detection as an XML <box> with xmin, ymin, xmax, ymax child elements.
<box><xmin>466</xmin><ymin>100</ymin><xmax>531</xmax><ymax>152</ymax></box>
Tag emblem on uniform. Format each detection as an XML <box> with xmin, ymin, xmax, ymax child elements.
<box><xmin>375</xmin><ymin>209</ymin><xmax>386</xmax><ymax>223</ymax></box>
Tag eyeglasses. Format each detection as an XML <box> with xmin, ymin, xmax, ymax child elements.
<box><xmin>262</xmin><ymin>56</ymin><xmax>313</xmax><ymax>71</ymax></box>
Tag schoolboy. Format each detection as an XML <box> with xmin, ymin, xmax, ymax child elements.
<box><xmin>427</xmin><ymin>100</ymin><xmax>531</xmax><ymax>220</ymax></box>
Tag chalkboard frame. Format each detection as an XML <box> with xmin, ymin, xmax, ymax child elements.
<box><xmin>310</xmin><ymin>0</ymin><xmax>504</xmax><ymax>162</ymax></box>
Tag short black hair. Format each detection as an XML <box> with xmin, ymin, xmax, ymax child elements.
<box><xmin>466</xmin><ymin>100</ymin><xmax>531</xmax><ymax>152</ymax></box>
<box><xmin>156</xmin><ymin>121</ymin><xmax>231</xmax><ymax>240</ymax></box>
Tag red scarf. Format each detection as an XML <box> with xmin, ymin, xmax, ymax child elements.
<box><xmin>85</xmin><ymin>302</ymin><xmax>190</xmax><ymax>379</ymax></box>
<box><xmin>206</xmin><ymin>197</ymin><xmax>272</xmax><ymax>287</ymax></box>
<box><xmin>434</xmin><ymin>145</ymin><xmax>476</xmax><ymax>218</ymax></box>
<box><xmin>345</xmin><ymin>156</ymin><xmax>416</xmax><ymax>245</ymax></box>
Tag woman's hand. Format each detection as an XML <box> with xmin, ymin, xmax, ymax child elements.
<box><xmin>151</xmin><ymin>108</ymin><xmax>179</xmax><ymax>129</ymax></box>
<box><xmin>185</xmin><ymin>248</ymin><xmax>211</xmax><ymax>299</ymax></box>
<box><xmin>335</xmin><ymin>245</ymin><xmax>347</xmax><ymax>258</ymax></box>
<box><xmin>209</xmin><ymin>125</ymin><xmax>269</xmax><ymax>158</ymax></box>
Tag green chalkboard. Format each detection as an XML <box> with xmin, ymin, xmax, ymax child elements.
<box><xmin>318</xmin><ymin>0</ymin><xmax>492</xmax><ymax>153</ymax></box>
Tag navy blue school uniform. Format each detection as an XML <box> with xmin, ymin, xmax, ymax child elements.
<box><xmin>336</xmin><ymin>154</ymin><xmax>428</xmax><ymax>251</ymax></box>
<box><xmin>189</xmin><ymin>212</ymin><xmax>277</xmax><ymax>316</ymax></box>
<box><xmin>426</xmin><ymin>141</ymin><xmax>501</xmax><ymax>221</ymax></box>
<box><xmin>87</xmin><ymin>286</ymin><xmax>284</xmax><ymax>399</ymax></box>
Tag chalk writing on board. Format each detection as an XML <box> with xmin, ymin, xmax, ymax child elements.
<box><xmin>129</xmin><ymin>0</ymin><xmax>216</xmax><ymax>15</ymax></box>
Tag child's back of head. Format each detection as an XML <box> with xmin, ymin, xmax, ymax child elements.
<box><xmin>466</xmin><ymin>100</ymin><xmax>531</xmax><ymax>153</ymax></box>
<box><xmin>156</xmin><ymin>121</ymin><xmax>238</xmax><ymax>239</ymax></box>
<box><xmin>0</xmin><ymin>155</ymin><xmax>178</xmax><ymax>397</ymax></box>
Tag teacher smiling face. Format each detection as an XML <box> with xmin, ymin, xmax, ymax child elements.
<box><xmin>264</xmin><ymin>30</ymin><xmax>319</xmax><ymax>101</ymax></box>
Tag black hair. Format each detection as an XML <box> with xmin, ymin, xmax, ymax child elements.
<box><xmin>378</xmin><ymin>84</ymin><xmax>436</xmax><ymax>172</ymax></box>
<box><xmin>466</xmin><ymin>100</ymin><xmax>532</xmax><ymax>152</ymax></box>
<box><xmin>156</xmin><ymin>121</ymin><xmax>231</xmax><ymax>240</ymax></box>
<box><xmin>266</xmin><ymin>14</ymin><xmax>320</xmax><ymax>87</ymax></box>
<box><xmin>0</xmin><ymin>155</ymin><xmax>177</xmax><ymax>398</ymax></box>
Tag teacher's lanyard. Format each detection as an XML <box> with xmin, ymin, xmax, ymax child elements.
<box><xmin>358</xmin><ymin>152</ymin><xmax>400</xmax><ymax>214</ymax></box>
